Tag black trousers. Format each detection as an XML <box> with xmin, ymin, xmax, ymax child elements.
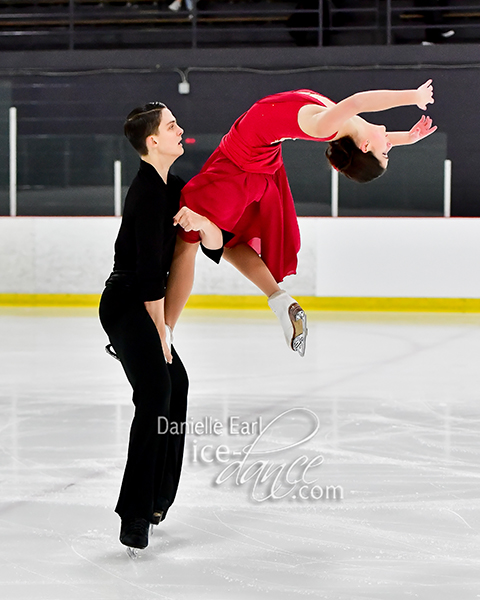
<box><xmin>99</xmin><ymin>274</ymin><xmax>189</xmax><ymax>521</ymax></box>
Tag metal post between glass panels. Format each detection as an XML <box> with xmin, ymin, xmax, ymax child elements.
<box><xmin>9</xmin><ymin>107</ymin><xmax>17</xmax><ymax>218</ymax></box>
<box><xmin>114</xmin><ymin>160</ymin><xmax>122</xmax><ymax>217</ymax></box>
<box><xmin>331</xmin><ymin>167</ymin><xmax>338</xmax><ymax>218</ymax></box>
<box><xmin>444</xmin><ymin>159</ymin><xmax>452</xmax><ymax>218</ymax></box>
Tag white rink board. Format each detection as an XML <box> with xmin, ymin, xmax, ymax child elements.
<box><xmin>0</xmin><ymin>216</ymin><xmax>478</xmax><ymax>298</ymax></box>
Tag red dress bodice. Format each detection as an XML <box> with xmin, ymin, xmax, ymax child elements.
<box><xmin>180</xmin><ymin>90</ymin><xmax>336</xmax><ymax>282</ymax></box>
<box><xmin>219</xmin><ymin>89</ymin><xmax>336</xmax><ymax>174</ymax></box>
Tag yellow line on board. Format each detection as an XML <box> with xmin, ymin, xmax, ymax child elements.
<box><xmin>297</xmin><ymin>297</ymin><xmax>480</xmax><ymax>313</ymax></box>
<box><xmin>187</xmin><ymin>295</ymin><xmax>480</xmax><ymax>312</ymax></box>
<box><xmin>0</xmin><ymin>294</ymin><xmax>479</xmax><ymax>313</ymax></box>
<box><xmin>0</xmin><ymin>294</ymin><xmax>101</xmax><ymax>307</ymax></box>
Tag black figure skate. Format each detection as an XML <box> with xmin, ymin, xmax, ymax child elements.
<box><xmin>120</xmin><ymin>517</ymin><xmax>149</xmax><ymax>559</ymax></box>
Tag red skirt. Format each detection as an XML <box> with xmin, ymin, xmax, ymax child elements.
<box><xmin>179</xmin><ymin>148</ymin><xmax>301</xmax><ymax>283</ymax></box>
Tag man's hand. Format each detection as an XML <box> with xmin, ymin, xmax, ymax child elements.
<box><xmin>161</xmin><ymin>337</ymin><xmax>173</xmax><ymax>364</ymax></box>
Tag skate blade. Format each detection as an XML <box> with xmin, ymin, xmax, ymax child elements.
<box><xmin>289</xmin><ymin>306</ymin><xmax>307</xmax><ymax>357</ymax></box>
<box><xmin>105</xmin><ymin>344</ymin><xmax>120</xmax><ymax>361</ymax></box>
<box><xmin>126</xmin><ymin>546</ymin><xmax>140</xmax><ymax>559</ymax></box>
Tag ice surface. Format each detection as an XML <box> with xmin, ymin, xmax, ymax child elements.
<box><xmin>0</xmin><ymin>307</ymin><xmax>479</xmax><ymax>599</ymax></box>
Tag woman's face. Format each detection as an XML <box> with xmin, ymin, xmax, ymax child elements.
<box><xmin>364</xmin><ymin>124</ymin><xmax>392</xmax><ymax>169</ymax></box>
<box><xmin>151</xmin><ymin>107</ymin><xmax>184</xmax><ymax>158</ymax></box>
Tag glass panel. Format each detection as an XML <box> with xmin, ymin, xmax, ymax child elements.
<box><xmin>282</xmin><ymin>139</ymin><xmax>332</xmax><ymax>216</ymax></box>
<box><xmin>12</xmin><ymin>130</ymin><xmax>448</xmax><ymax>217</ymax></box>
<box><xmin>172</xmin><ymin>133</ymin><xmax>223</xmax><ymax>182</ymax></box>
<box><xmin>339</xmin><ymin>133</ymin><xmax>447</xmax><ymax>216</ymax></box>
<box><xmin>17</xmin><ymin>134</ymin><xmax>124</xmax><ymax>216</ymax></box>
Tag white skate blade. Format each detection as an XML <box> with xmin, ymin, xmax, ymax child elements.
<box><xmin>290</xmin><ymin>306</ymin><xmax>307</xmax><ymax>357</ymax></box>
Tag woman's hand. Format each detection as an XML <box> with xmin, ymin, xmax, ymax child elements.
<box><xmin>408</xmin><ymin>115</ymin><xmax>437</xmax><ymax>143</ymax></box>
<box><xmin>416</xmin><ymin>79</ymin><xmax>434</xmax><ymax>110</ymax></box>
<box><xmin>174</xmin><ymin>206</ymin><xmax>223</xmax><ymax>250</ymax></box>
<box><xmin>174</xmin><ymin>206</ymin><xmax>208</xmax><ymax>232</ymax></box>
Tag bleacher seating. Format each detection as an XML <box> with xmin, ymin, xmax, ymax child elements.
<box><xmin>0</xmin><ymin>1</ymin><xmax>478</xmax><ymax>51</ymax></box>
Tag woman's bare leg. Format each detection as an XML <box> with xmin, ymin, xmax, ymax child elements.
<box><xmin>223</xmin><ymin>243</ymin><xmax>307</xmax><ymax>356</ymax></box>
<box><xmin>165</xmin><ymin>238</ymin><xmax>199</xmax><ymax>331</ymax></box>
<box><xmin>223</xmin><ymin>243</ymin><xmax>280</xmax><ymax>297</ymax></box>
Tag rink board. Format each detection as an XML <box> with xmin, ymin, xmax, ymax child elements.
<box><xmin>0</xmin><ymin>216</ymin><xmax>478</xmax><ymax>310</ymax></box>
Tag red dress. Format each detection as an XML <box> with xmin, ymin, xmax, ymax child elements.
<box><xmin>179</xmin><ymin>89</ymin><xmax>336</xmax><ymax>283</ymax></box>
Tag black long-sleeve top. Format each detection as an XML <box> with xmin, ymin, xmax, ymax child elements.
<box><xmin>113</xmin><ymin>161</ymin><xmax>182</xmax><ymax>302</ymax></box>
<box><xmin>113</xmin><ymin>160</ymin><xmax>224</xmax><ymax>302</ymax></box>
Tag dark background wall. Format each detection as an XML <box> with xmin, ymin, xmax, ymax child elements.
<box><xmin>0</xmin><ymin>44</ymin><xmax>478</xmax><ymax>215</ymax></box>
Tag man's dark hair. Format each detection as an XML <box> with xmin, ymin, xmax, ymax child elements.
<box><xmin>124</xmin><ymin>102</ymin><xmax>167</xmax><ymax>156</ymax></box>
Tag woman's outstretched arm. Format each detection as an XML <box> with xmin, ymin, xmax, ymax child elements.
<box><xmin>388</xmin><ymin>115</ymin><xmax>437</xmax><ymax>147</ymax></box>
<box><xmin>300</xmin><ymin>80</ymin><xmax>434</xmax><ymax>139</ymax></box>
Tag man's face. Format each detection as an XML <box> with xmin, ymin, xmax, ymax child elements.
<box><xmin>150</xmin><ymin>107</ymin><xmax>184</xmax><ymax>158</ymax></box>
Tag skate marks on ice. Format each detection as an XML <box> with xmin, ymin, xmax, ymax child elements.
<box><xmin>0</xmin><ymin>309</ymin><xmax>480</xmax><ymax>598</ymax></box>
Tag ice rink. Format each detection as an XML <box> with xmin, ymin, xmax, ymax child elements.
<box><xmin>0</xmin><ymin>307</ymin><xmax>479</xmax><ymax>600</ymax></box>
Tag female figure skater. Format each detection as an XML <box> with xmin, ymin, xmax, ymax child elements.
<box><xmin>99</xmin><ymin>102</ymin><xmax>222</xmax><ymax>554</ymax></box>
<box><xmin>164</xmin><ymin>80</ymin><xmax>436</xmax><ymax>357</ymax></box>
